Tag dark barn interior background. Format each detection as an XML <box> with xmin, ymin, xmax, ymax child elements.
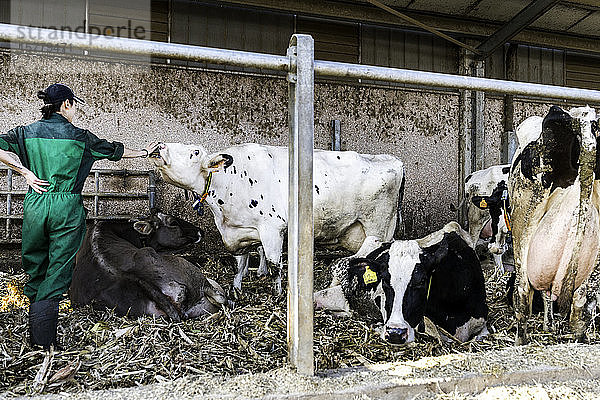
<box><xmin>0</xmin><ymin>0</ymin><xmax>599</xmax><ymax>256</ymax></box>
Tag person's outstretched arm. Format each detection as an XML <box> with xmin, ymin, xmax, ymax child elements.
<box><xmin>121</xmin><ymin>141</ymin><xmax>161</xmax><ymax>158</ymax></box>
<box><xmin>0</xmin><ymin>149</ymin><xmax>49</xmax><ymax>193</ymax></box>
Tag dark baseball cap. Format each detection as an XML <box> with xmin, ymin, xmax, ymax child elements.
<box><xmin>40</xmin><ymin>83</ymin><xmax>86</xmax><ymax>105</ymax></box>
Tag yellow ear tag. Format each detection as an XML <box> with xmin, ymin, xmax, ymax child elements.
<box><xmin>363</xmin><ymin>266</ymin><xmax>378</xmax><ymax>285</ymax></box>
<box><xmin>479</xmin><ymin>199</ymin><xmax>488</xmax><ymax>208</ymax></box>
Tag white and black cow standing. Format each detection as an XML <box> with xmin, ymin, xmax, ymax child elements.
<box><xmin>151</xmin><ymin>143</ymin><xmax>405</xmax><ymax>292</ymax></box>
<box><xmin>314</xmin><ymin>222</ymin><xmax>489</xmax><ymax>344</ymax></box>
<box><xmin>464</xmin><ymin>165</ymin><xmax>511</xmax><ymax>272</ymax></box>
<box><xmin>509</xmin><ymin>105</ymin><xmax>600</xmax><ymax>344</ymax></box>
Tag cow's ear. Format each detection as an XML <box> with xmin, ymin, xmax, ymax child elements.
<box><xmin>207</xmin><ymin>153</ymin><xmax>234</xmax><ymax>170</ymax></box>
<box><xmin>348</xmin><ymin>258</ymin><xmax>383</xmax><ymax>289</ymax></box>
<box><xmin>420</xmin><ymin>236</ymin><xmax>449</xmax><ymax>273</ymax></box>
<box><xmin>133</xmin><ymin>221</ymin><xmax>154</xmax><ymax>235</ymax></box>
<box><xmin>471</xmin><ymin>195</ymin><xmax>490</xmax><ymax>210</ymax></box>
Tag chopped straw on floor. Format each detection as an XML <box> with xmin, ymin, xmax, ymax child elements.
<box><xmin>1</xmin><ymin>251</ymin><xmax>599</xmax><ymax>396</ymax></box>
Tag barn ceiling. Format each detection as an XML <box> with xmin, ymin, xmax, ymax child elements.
<box><xmin>220</xmin><ymin>0</ymin><xmax>600</xmax><ymax>56</ymax></box>
<box><xmin>365</xmin><ymin>0</ymin><xmax>598</xmax><ymax>37</ymax></box>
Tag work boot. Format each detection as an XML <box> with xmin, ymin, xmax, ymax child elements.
<box><xmin>28</xmin><ymin>298</ymin><xmax>60</xmax><ymax>350</ymax></box>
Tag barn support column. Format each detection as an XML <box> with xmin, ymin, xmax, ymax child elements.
<box><xmin>472</xmin><ymin>60</ymin><xmax>486</xmax><ymax>172</ymax></box>
<box><xmin>503</xmin><ymin>44</ymin><xmax>519</xmax><ymax>163</ymax></box>
<box><xmin>287</xmin><ymin>34</ymin><xmax>315</xmax><ymax>376</ymax></box>
<box><xmin>458</xmin><ymin>49</ymin><xmax>471</xmax><ymax>228</ymax></box>
<box><xmin>457</xmin><ymin>43</ymin><xmax>486</xmax><ymax>227</ymax></box>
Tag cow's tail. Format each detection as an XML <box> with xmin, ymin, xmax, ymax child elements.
<box><xmin>394</xmin><ymin>167</ymin><xmax>406</xmax><ymax>239</ymax></box>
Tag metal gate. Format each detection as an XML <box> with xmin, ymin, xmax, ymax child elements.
<box><xmin>0</xmin><ymin>167</ymin><xmax>156</xmax><ymax>243</ymax></box>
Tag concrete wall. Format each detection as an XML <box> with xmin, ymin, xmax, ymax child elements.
<box><xmin>0</xmin><ymin>50</ymin><xmax>586</xmax><ymax>254</ymax></box>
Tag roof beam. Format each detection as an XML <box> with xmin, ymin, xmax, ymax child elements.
<box><xmin>214</xmin><ymin>0</ymin><xmax>600</xmax><ymax>55</ymax></box>
<box><xmin>476</xmin><ymin>0</ymin><xmax>561</xmax><ymax>58</ymax></box>
<box><xmin>365</xmin><ymin>0</ymin><xmax>480</xmax><ymax>55</ymax></box>
<box><xmin>562</xmin><ymin>0</ymin><xmax>600</xmax><ymax>9</ymax></box>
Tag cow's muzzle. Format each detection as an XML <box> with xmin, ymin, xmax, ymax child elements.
<box><xmin>386</xmin><ymin>327</ymin><xmax>409</xmax><ymax>344</ymax></box>
<box><xmin>149</xmin><ymin>148</ymin><xmax>162</xmax><ymax>158</ymax></box>
<box><xmin>148</xmin><ymin>143</ymin><xmax>165</xmax><ymax>159</ymax></box>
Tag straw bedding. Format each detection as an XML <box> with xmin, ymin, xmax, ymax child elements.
<box><xmin>1</xmin><ymin>249</ymin><xmax>599</xmax><ymax>396</ymax></box>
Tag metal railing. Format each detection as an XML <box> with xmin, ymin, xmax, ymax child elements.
<box><xmin>0</xmin><ymin>167</ymin><xmax>156</xmax><ymax>243</ymax></box>
<box><xmin>1</xmin><ymin>22</ymin><xmax>600</xmax><ymax>375</ymax></box>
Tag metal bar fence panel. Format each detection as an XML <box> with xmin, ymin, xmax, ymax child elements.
<box><xmin>0</xmin><ymin>168</ymin><xmax>154</xmax><ymax>243</ymax></box>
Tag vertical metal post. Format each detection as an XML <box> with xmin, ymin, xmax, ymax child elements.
<box><xmin>331</xmin><ymin>120</ymin><xmax>341</xmax><ymax>151</ymax></box>
<box><xmin>6</xmin><ymin>169</ymin><xmax>12</xmax><ymax>239</ymax></box>
<box><xmin>148</xmin><ymin>172</ymin><xmax>156</xmax><ymax>210</ymax></box>
<box><xmin>457</xmin><ymin>48</ymin><xmax>473</xmax><ymax>228</ymax></box>
<box><xmin>287</xmin><ymin>34</ymin><xmax>314</xmax><ymax>376</ymax></box>
<box><xmin>472</xmin><ymin>60</ymin><xmax>486</xmax><ymax>171</ymax></box>
<box><xmin>503</xmin><ymin>44</ymin><xmax>518</xmax><ymax>164</ymax></box>
<box><xmin>84</xmin><ymin>0</ymin><xmax>89</xmax><ymax>56</ymax></box>
<box><xmin>94</xmin><ymin>171</ymin><xmax>100</xmax><ymax>217</ymax></box>
<box><xmin>167</xmin><ymin>0</ymin><xmax>172</xmax><ymax>64</ymax></box>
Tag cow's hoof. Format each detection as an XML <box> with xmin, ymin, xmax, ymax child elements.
<box><xmin>257</xmin><ymin>265</ymin><xmax>269</xmax><ymax>277</ymax></box>
<box><xmin>542</xmin><ymin>322</ymin><xmax>554</xmax><ymax>332</ymax></box>
<box><xmin>574</xmin><ymin>330</ymin><xmax>589</xmax><ymax>343</ymax></box>
<box><xmin>232</xmin><ymin>277</ymin><xmax>243</xmax><ymax>292</ymax></box>
<box><xmin>273</xmin><ymin>279</ymin><xmax>283</xmax><ymax>296</ymax></box>
<box><xmin>514</xmin><ymin>335</ymin><xmax>528</xmax><ymax>346</ymax></box>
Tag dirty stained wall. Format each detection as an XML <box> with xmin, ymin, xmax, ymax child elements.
<box><xmin>0</xmin><ymin>50</ymin><xmax>573</xmax><ymax>254</ymax></box>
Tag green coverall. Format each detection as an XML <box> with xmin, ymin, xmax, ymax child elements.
<box><xmin>0</xmin><ymin>113</ymin><xmax>124</xmax><ymax>302</ymax></box>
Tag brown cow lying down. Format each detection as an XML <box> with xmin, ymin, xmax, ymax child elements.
<box><xmin>70</xmin><ymin>210</ymin><xmax>227</xmax><ymax>320</ymax></box>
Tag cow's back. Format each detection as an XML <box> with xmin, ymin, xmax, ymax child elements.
<box><xmin>211</xmin><ymin>144</ymin><xmax>404</xmax><ymax>253</ymax></box>
<box><xmin>312</xmin><ymin>149</ymin><xmax>404</xmax><ymax>248</ymax></box>
<box><xmin>71</xmin><ymin>222</ymin><xmax>140</xmax><ymax>307</ymax></box>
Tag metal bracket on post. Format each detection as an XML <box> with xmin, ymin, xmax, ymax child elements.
<box><xmin>287</xmin><ymin>34</ymin><xmax>315</xmax><ymax>376</ymax></box>
<box><xmin>507</xmin><ymin>131</ymin><xmax>517</xmax><ymax>163</ymax></box>
<box><xmin>148</xmin><ymin>171</ymin><xmax>156</xmax><ymax>210</ymax></box>
<box><xmin>331</xmin><ymin>120</ymin><xmax>341</xmax><ymax>151</ymax></box>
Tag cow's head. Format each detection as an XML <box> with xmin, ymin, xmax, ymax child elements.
<box><xmin>132</xmin><ymin>209</ymin><xmax>203</xmax><ymax>251</ymax></box>
<box><xmin>151</xmin><ymin>143</ymin><xmax>211</xmax><ymax>191</ymax></box>
<box><xmin>345</xmin><ymin>236</ymin><xmax>450</xmax><ymax>345</ymax></box>
<box><xmin>471</xmin><ymin>180</ymin><xmax>511</xmax><ymax>259</ymax></box>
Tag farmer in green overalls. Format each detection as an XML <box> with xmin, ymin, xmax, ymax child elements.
<box><xmin>0</xmin><ymin>83</ymin><xmax>159</xmax><ymax>350</ymax></box>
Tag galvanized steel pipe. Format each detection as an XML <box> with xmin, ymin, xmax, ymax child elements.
<box><xmin>314</xmin><ymin>60</ymin><xmax>600</xmax><ymax>103</ymax></box>
<box><xmin>0</xmin><ymin>23</ymin><xmax>289</xmax><ymax>71</ymax></box>
<box><xmin>2</xmin><ymin>23</ymin><xmax>600</xmax><ymax>102</ymax></box>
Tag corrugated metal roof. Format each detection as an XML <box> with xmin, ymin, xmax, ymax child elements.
<box><xmin>222</xmin><ymin>0</ymin><xmax>599</xmax><ymax>54</ymax></box>
<box><xmin>355</xmin><ymin>0</ymin><xmax>599</xmax><ymax>39</ymax></box>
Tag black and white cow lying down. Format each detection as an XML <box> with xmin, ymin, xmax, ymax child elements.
<box><xmin>314</xmin><ymin>222</ymin><xmax>489</xmax><ymax>344</ymax></box>
<box><xmin>70</xmin><ymin>210</ymin><xmax>227</xmax><ymax>321</ymax></box>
